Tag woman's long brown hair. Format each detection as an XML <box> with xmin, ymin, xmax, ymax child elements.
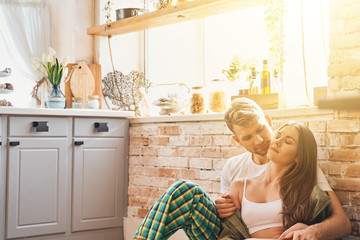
<box><xmin>278</xmin><ymin>122</ymin><xmax>318</xmax><ymax>229</ymax></box>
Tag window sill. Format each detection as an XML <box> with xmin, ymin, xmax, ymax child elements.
<box><xmin>129</xmin><ymin>107</ymin><xmax>334</xmax><ymax>124</ymax></box>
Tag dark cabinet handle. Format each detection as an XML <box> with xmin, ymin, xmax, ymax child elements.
<box><xmin>94</xmin><ymin>122</ymin><xmax>109</xmax><ymax>132</ymax></box>
<box><xmin>10</xmin><ymin>141</ymin><xmax>20</xmax><ymax>146</ymax></box>
<box><xmin>32</xmin><ymin>121</ymin><xmax>49</xmax><ymax>132</ymax></box>
<box><xmin>74</xmin><ymin>141</ymin><xmax>84</xmax><ymax>146</ymax></box>
<box><xmin>0</xmin><ymin>142</ymin><xmax>2</xmax><ymax>146</ymax></box>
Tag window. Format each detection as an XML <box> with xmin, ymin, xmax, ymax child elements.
<box><xmin>145</xmin><ymin>0</ymin><xmax>329</xmax><ymax>108</ymax></box>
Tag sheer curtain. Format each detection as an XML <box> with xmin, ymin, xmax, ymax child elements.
<box><xmin>0</xmin><ymin>0</ymin><xmax>51</xmax><ymax>107</ymax></box>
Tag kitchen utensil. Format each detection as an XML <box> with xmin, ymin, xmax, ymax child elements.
<box><xmin>65</xmin><ymin>63</ymin><xmax>102</xmax><ymax>109</ymax></box>
<box><xmin>69</xmin><ymin>62</ymin><xmax>95</xmax><ymax>108</ymax></box>
<box><xmin>116</xmin><ymin>8</ymin><xmax>147</xmax><ymax>20</ymax></box>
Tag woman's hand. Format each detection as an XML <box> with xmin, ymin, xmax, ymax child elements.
<box><xmin>228</xmin><ymin>179</ymin><xmax>244</xmax><ymax>210</ymax></box>
<box><xmin>215</xmin><ymin>193</ymin><xmax>237</xmax><ymax>218</ymax></box>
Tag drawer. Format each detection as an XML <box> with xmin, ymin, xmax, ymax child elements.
<box><xmin>74</xmin><ymin>118</ymin><xmax>128</xmax><ymax>137</ymax></box>
<box><xmin>9</xmin><ymin>116</ymin><xmax>68</xmax><ymax>137</ymax></box>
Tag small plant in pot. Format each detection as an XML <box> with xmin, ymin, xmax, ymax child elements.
<box><xmin>222</xmin><ymin>56</ymin><xmax>257</xmax><ymax>95</ymax></box>
<box><xmin>31</xmin><ymin>47</ymin><xmax>68</xmax><ymax>108</ymax></box>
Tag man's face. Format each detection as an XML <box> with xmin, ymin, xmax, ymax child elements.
<box><xmin>232</xmin><ymin>117</ymin><xmax>273</xmax><ymax>156</ymax></box>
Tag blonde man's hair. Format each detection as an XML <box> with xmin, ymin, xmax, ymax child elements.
<box><xmin>224</xmin><ymin>98</ymin><xmax>265</xmax><ymax>134</ymax></box>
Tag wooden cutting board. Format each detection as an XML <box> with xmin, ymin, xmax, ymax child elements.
<box><xmin>65</xmin><ymin>63</ymin><xmax>102</xmax><ymax>108</ymax></box>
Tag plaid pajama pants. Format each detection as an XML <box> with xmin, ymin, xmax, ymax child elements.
<box><xmin>134</xmin><ymin>180</ymin><xmax>221</xmax><ymax>240</ymax></box>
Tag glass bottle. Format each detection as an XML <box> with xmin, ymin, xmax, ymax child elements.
<box><xmin>209</xmin><ymin>79</ymin><xmax>227</xmax><ymax>113</ymax></box>
<box><xmin>250</xmin><ymin>68</ymin><xmax>259</xmax><ymax>95</ymax></box>
<box><xmin>260</xmin><ymin>60</ymin><xmax>270</xmax><ymax>94</ymax></box>
<box><xmin>87</xmin><ymin>95</ymin><xmax>100</xmax><ymax>109</ymax></box>
<box><xmin>190</xmin><ymin>86</ymin><xmax>205</xmax><ymax>114</ymax></box>
<box><xmin>72</xmin><ymin>97</ymin><xmax>83</xmax><ymax>108</ymax></box>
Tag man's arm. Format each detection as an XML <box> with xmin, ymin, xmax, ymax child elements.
<box><xmin>280</xmin><ymin>191</ymin><xmax>351</xmax><ymax>240</ymax></box>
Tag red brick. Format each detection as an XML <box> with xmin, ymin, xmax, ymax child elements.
<box><xmin>150</xmin><ymin>137</ymin><xmax>169</xmax><ymax>145</ymax></box>
<box><xmin>339</xmin><ymin>134</ymin><xmax>356</xmax><ymax>146</ymax></box>
<box><xmin>189</xmin><ymin>158</ymin><xmax>213</xmax><ymax>170</ymax></box>
<box><xmin>199</xmin><ymin>170</ymin><xmax>221</xmax><ymax>181</ymax></box>
<box><xmin>213</xmin><ymin>159</ymin><xmax>227</xmax><ymax>171</ymax></box>
<box><xmin>142</xmin><ymin>146</ymin><xmax>159</xmax><ymax>156</ymax></box>
<box><xmin>314</xmin><ymin>133</ymin><xmax>328</xmax><ymax>146</ymax></box>
<box><xmin>319</xmin><ymin>162</ymin><xmax>330</xmax><ymax>175</ymax></box>
<box><xmin>157</xmin><ymin>157</ymin><xmax>189</xmax><ymax>168</ymax></box>
<box><xmin>138</xmin><ymin>208</ymin><xmax>150</xmax><ymax>218</ymax></box>
<box><xmin>128</xmin><ymin>186</ymin><xmax>164</xmax><ymax>198</ymax></box>
<box><xmin>221</xmin><ymin>146</ymin><xmax>245</xmax><ymax>158</ymax></box>
<box><xmin>158</xmin><ymin>146</ymin><xmax>180</xmax><ymax>157</ymax></box>
<box><xmin>200</xmin><ymin>122</ymin><xmax>229</xmax><ymax>135</ymax></box>
<box><xmin>351</xmin><ymin>192</ymin><xmax>360</xmax><ymax>206</ymax></box>
<box><xmin>130</xmin><ymin>136</ymin><xmax>150</xmax><ymax>145</ymax></box>
<box><xmin>129</xmin><ymin>165</ymin><xmax>157</xmax><ymax>177</ymax></box>
<box><xmin>329</xmin><ymin>162</ymin><xmax>342</xmax><ymax>176</ymax></box>
<box><xmin>169</xmin><ymin>136</ymin><xmax>190</xmax><ymax>146</ymax></box>
<box><xmin>160</xmin><ymin>126</ymin><xmax>180</xmax><ymax>135</ymax></box>
<box><xmin>189</xmin><ymin>136</ymin><xmax>213</xmax><ymax>146</ymax></box>
<box><xmin>332</xmin><ymin>178</ymin><xmax>360</xmax><ymax>191</ymax></box>
<box><xmin>178</xmin><ymin>147</ymin><xmax>201</xmax><ymax>157</ymax></box>
<box><xmin>128</xmin><ymin>196</ymin><xmax>152</xmax><ymax>207</ymax></box>
<box><xmin>129</xmin><ymin>144</ymin><xmax>142</xmax><ymax>155</ymax></box>
<box><xmin>334</xmin><ymin>190</ymin><xmax>350</xmax><ymax>205</ymax></box>
<box><xmin>213</xmin><ymin>135</ymin><xmax>232</xmax><ymax>146</ymax></box>
<box><xmin>180</xmin><ymin>124</ymin><xmax>201</xmax><ymax>135</ymax></box>
<box><xmin>328</xmin><ymin>148</ymin><xmax>360</xmax><ymax>162</ymax></box>
<box><xmin>130</xmin><ymin>125</ymin><xmax>159</xmax><ymax>136</ymax></box>
<box><xmin>158</xmin><ymin>168</ymin><xmax>179</xmax><ymax>178</ymax></box>
<box><xmin>179</xmin><ymin>169</ymin><xmax>199</xmax><ymax>179</ymax></box>
<box><xmin>327</xmin><ymin>120</ymin><xmax>360</xmax><ymax>132</ymax></box>
<box><xmin>309</xmin><ymin>120</ymin><xmax>327</xmax><ymax>133</ymax></box>
<box><xmin>345</xmin><ymin>164</ymin><xmax>360</xmax><ymax>177</ymax></box>
<box><xmin>201</xmin><ymin>147</ymin><xmax>221</xmax><ymax>158</ymax></box>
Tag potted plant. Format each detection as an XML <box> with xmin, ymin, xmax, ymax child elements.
<box><xmin>31</xmin><ymin>47</ymin><xmax>68</xmax><ymax>108</ymax></box>
<box><xmin>222</xmin><ymin>56</ymin><xmax>257</xmax><ymax>95</ymax></box>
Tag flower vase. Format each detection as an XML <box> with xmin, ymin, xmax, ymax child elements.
<box><xmin>45</xmin><ymin>84</ymin><xmax>66</xmax><ymax>109</ymax></box>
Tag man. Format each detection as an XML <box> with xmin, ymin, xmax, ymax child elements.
<box><xmin>134</xmin><ymin>98</ymin><xmax>350</xmax><ymax>240</ymax></box>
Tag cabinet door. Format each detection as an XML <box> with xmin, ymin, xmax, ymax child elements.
<box><xmin>72</xmin><ymin>138</ymin><xmax>125</xmax><ymax>232</ymax></box>
<box><xmin>7</xmin><ymin>138</ymin><xmax>67</xmax><ymax>239</ymax></box>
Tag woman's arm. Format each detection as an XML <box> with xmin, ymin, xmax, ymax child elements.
<box><xmin>228</xmin><ymin>179</ymin><xmax>245</xmax><ymax>209</ymax></box>
<box><xmin>279</xmin><ymin>191</ymin><xmax>351</xmax><ymax>240</ymax></box>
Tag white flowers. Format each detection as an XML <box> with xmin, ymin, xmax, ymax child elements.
<box><xmin>31</xmin><ymin>47</ymin><xmax>68</xmax><ymax>85</ymax></box>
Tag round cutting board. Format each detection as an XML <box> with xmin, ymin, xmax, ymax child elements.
<box><xmin>70</xmin><ymin>61</ymin><xmax>95</xmax><ymax>108</ymax></box>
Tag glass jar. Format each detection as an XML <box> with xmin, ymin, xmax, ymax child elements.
<box><xmin>72</xmin><ymin>97</ymin><xmax>83</xmax><ymax>108</ymax></box>
<box><xmin>190</xmin><ymin>86</ymin><xmax>205</xmax><ymax>114</ymax></box>
<box><xmin>87</xmin><ymin>95</ymin><xmax>100</xmax><ymax>109</ymax></box>
<box><xmin>209</xmin><ymin>79</ymin><xmax>227</xmax><ymax>113</ymax></box>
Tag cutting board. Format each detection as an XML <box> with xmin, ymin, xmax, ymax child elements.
<box><xmin>65</xmin><ymin>63</ymin><xmax>102</xmax><ymax>108</ymax></box>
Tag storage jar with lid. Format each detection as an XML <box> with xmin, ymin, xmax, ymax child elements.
<box><xmin>87</xmin><ymin>95</ymin><xmax>100</xmax><ymax>109</ymax></box>
<box><xmin>190</xmin><ymin>86</ymin><xmax>205</xmax><ymax>114</ymax></box>
<box><xmin>72</xmin><ymin>97</ymin><xmax>83</xmax><ymax>108</ymax></box>
<box><xmin>209</xmin><ymin>79</ymin><xmax>227</xmax><ymax>113</ymax></box>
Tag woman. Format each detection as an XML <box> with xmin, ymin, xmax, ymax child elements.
<box><xmin>219</xmin><ymin>121</ymin><xmax>341</xmax><ymax>239</ymax></box>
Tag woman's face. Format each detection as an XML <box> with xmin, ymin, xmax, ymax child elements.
<box><xmin>267</xmin><ymin>125</ymin><xmax>299</xmax><ymax>166</ymax></box>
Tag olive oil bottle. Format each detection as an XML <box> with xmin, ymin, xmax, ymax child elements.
<box><xmin>260</xmin><ymin>60</ymin><xmax>270</xmax><ymax>94</ymax></box>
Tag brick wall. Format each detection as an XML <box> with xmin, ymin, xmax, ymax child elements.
<box><xmin>127</xmin><ymin>0</ymin><xmax>360</xmax><ymax>238</ymax></box>
<box><xmin>128</xmin><ymin>116</ymin><xmax>360</xmax><ymax>238</ymax></box>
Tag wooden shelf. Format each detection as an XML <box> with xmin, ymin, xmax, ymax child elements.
<box><xmin>88</xmin><ymin>0</ymin><xmax>264</xmax><ymax>37</ymax></box>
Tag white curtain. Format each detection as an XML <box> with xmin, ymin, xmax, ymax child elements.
<box><xmin>0</xmin><ymin>0</ymin><xmax>51</xmax><ymax>107</ymax></box>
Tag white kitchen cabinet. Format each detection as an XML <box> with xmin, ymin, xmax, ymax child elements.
<box><xmin>72</xmin><ymin>138</ymin><xmax>125</xmax><ymax>231</ymax></box>
<box><xmin>7</xmin><ymin>138</ymin><xmax>67</xmax><ymax>238</ymax></box>
<box><xmin>72</xmin><ymin>118</ymin><xmax>128</xmax><ymax>232</ymax></box>
<box><xmin>0</xmin><ymin>112</ymin><xmax>129</xmax><ymax>240</ymax></box>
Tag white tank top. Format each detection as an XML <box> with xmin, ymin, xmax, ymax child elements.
<box><xmin>241</xmin><ymin>178</ymin><xmax>283</xmax><ymax>234</ymax></box>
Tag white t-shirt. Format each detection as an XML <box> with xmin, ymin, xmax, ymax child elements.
<box><xmin>220</xmin><ymin>152</ymin><xmax>332</xmax><ymax>193</ymax></box>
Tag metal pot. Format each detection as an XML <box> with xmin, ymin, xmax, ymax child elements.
<box><xmin>116</xmin><ymin>8</ymin><xmax>146</xmax><ymax>20</ymax></box>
